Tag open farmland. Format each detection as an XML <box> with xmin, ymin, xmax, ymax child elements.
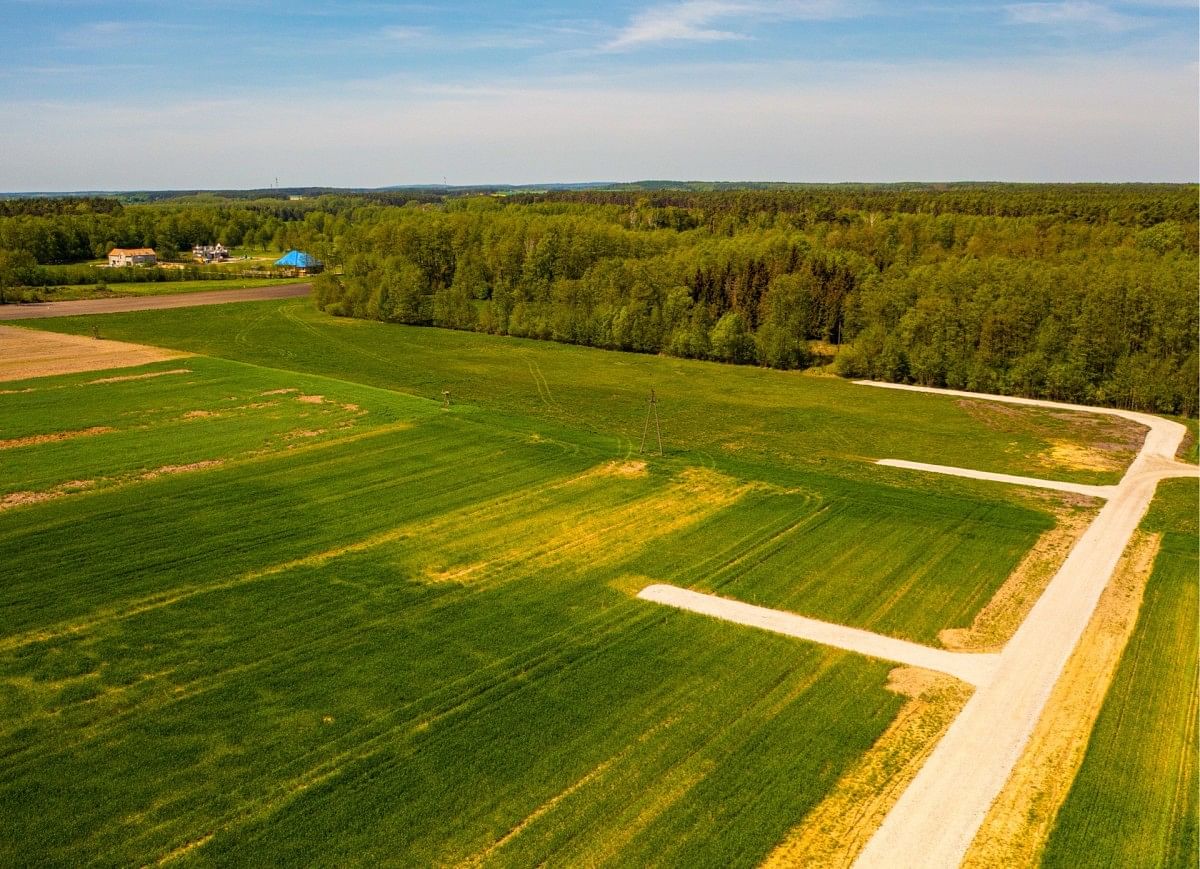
<box><xmin>29</xmin><ymin>297</ymin><xmax>1153</xmax><ymax>486</ymax></box>
<box><xmin>1</xmin><ymin>299</ymin><xmax>1194</xmax><ymax>865</ymax></box>
<box><xmin>1040</xmin><ymin>478</ymin><xmax>1199</xmax><ymax>869</ymax></box>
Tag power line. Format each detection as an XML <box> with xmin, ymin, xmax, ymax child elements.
<box><xmin>639</xmin><ymin>388</ymin><xmax>663</xmax><ymax>457</ymax></box>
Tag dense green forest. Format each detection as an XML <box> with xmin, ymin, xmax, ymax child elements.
<box><xmin>2</xmin><ymin>185</ymin><xmax>1196</xmax><ymax>414</ymax></box>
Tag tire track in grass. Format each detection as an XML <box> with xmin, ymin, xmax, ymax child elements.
<box><xmin>454</xmin><ymin>713</ymin><xmax>684</xmax><ymax>868</ymax></box>
<box><xmin>141</xmin><ymin>602</ymin><xmax>660</xmax><ymax>860</ymax></box>
<box><xmin>0</xmin><ymin>433</ymin><xmax>556</xmax><ymax>653</ymax></box>
<box><xmin>1</xmin><ymin>455</ymin><xmax>690</xmax><ymax>776</ymax></box>
<box><xmin>541</xmin><ymin>647</ymin><xmax>853</xmax><ymax>867</ymax></box>
<box><xmin>16</xmin><ymin>593</ymin><xmax>654</xmax><ymax>861</ymax></box>
<box><xmin>150</xmin><ymin>501</ymin><xmax>830</xmax><ymax>864</ymax></box>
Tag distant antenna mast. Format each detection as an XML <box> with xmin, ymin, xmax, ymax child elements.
<box><xmin>639</xmin><ymin>388</ymin><xmax>663</xmax><ymax>456</ymax></box>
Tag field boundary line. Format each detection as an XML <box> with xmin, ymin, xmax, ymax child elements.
<box><xmin>637</xmin><ymin>584</ymin><xmax>1000</xmax><ymax>686</ymax></box>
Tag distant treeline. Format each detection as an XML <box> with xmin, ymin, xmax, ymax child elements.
<box><xmin>1</xmin><ymin>186</ymin><xmax>1195</xmax><ymax>414</ymax></box>
<box><xmin>509</xmin><ymin>184</ymin><xmax>1199</xmax><ymax>227</ymax></box>
<box><xmin>0</xmin><ymin>195</ymin><xmax>362</xmax><ymax>263</ymax></box>
<box><xmin>312</xmin><ymin>189</ymin><xmax>1198</xmax><ymax>415</ymax></box>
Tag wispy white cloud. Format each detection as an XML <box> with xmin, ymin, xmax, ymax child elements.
<box><xmin>1004</xmin><ymin>2</ymin><xmax>1143</xmax><ymax>31</ymax></box>
<box><xmin>59</xmin><ymin>20</ymin><xmax>196</xmax><ymax>49</ymax></box>
<box><xmin>376</xmin><ymin>24</ymin><xmax>545</xmax><ymax>50</ymax></box>
<box><xmin>603</xmin><ymin>0</ymin><xmax>855</xmax><ymax>51</ymax></box>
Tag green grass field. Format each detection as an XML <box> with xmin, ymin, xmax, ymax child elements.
<box><xmin>28</xmin><ymin>297</ymin><xmax>1144</xmax><ymax>486</ymax></box>
<box><xmin>1041</xmin><ymin>478</ymin><xmax>1199</xmax><ymax>869</ymax></box>
<box><xmin>0</xmin><ymin>300</ymin><xmax>1179</xmax><ymax>864</ymax></box>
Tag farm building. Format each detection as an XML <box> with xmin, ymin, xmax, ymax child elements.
<box><xmin>275</xmin><ymin>250</ymin><xmax>323</xmax><ymax>274</ymax></box>
<box><xmin>192</xmin><ymin>243</ymin><xmax>230</xmax><ymax>263</ymax></box>
<box><xmin>107</xmin><ymin>247</ymin><xmax>157</xmax><ymax>267</ymax></box>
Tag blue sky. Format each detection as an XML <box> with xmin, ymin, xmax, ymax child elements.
<box><xmin>1</xmin><ymin>1</ymin><xmax>1196</xmax><ymax>189</ymax></box>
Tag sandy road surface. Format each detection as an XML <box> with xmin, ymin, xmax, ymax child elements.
<box><xmin>876</xmin><ymin>459</ymin><xmax>1117</xmax><ymax>499</ymax></box>
<box><xmin>853</xmin><ymin>381</ymin><xmax>1198</xmax><ymax>868</ymax></box>
<box><xmin>638</xmin><ymin>584</ymin><xmax>1000</xmax><ymax>686</ymax></box>
<box><xmin>0</xmin><ymin>283</ymin><xmax>309</xmax><ymax>320</ymax></box>
<box><xmin>0</xmin><ymin>324</ymin><xmax>189</xmax><ymax>381</ymax></box>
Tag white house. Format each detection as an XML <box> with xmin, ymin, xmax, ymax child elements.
<box><xmin>108</xmin><ymin>247</ymin><xmax>157</xmax><ymax>267</ymax></box>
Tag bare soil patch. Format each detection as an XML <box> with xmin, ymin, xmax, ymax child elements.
<box><xmin>762</xmin><ymin>667</ymin><xmax>972</xmax><ymax>868</ymax></box>
<box><xmin>140</xmin><ymin>460</ymin><xmax>224</xmax><ymax>480</ymax></box>
<box><xmin>1</xmin><ymin>478</ymin><xmax>98</xmax><ymax>511</ymax></box>
<box><xmin>0</xmin><ymin>324</ymin><xmax>188</xmax><ymax>382</ymax></box>
<box><xmin>605</xmin><ymin>459</ymin><xmax>649</xmax><ymax>477</ymax></box>
<box><xmin>0</xmin><ymin>426</ymin><xmax>114</xmax><ymax>450</ymax></box>
<box><xmin>961</xmin><ymin>532</ymin><xmax>1160</xmax><ymax>868</ymax></box>
<box><xmin>89</xmin><ymin>368</ymin><xmax>191</xmax><ymax>385</ymax></box>
<box><xmin>1</xmin><ymin>491</ymin><xmax>59</xmax><ymax>510</ymax></box>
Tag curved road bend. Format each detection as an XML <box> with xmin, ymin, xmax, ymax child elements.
<box><xmin>852</xmin><ymin>381</ymin><xmax>1198</xmax><ymax>869</ymax></box>
<box><xmin>0</xmin><ymin>283</ymin><xmax>310</xmax><ymax>321</ymax></box>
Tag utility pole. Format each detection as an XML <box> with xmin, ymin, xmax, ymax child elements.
<box><xmin>639</xmin><ymin>388</ymin><xmax>663</xmax><ymax>456</ymax></box>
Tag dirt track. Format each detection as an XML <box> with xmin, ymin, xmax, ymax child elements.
<box><xmin>0</xmin><ymin>283</ymin><xmax>309</xmax><ymax>321</ymax></box>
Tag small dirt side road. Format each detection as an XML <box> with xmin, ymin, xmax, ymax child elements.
<box><xmin>0</xmin><ymin>283</ymin><xmax>310</xmax><ymax>321</ymax></box>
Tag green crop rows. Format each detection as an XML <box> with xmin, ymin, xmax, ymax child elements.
<box><xmin>0</xmin><ymin>299</ymin><xmax>1184</xmax><ymax>864</ymax></box>
<box><xmin>1041</xmin><ymin>479</ymin><xmax>1199</xmax><ymax>869</ymax></box>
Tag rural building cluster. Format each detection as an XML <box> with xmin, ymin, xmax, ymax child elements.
<box><xmin>192</xmin><ymin>243</ymin><xmax>230</xmax><ymax>263</ymax></box>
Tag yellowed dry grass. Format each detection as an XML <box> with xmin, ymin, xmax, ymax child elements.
<box><xmin>761</xmin><ymin>667</ymin><xmax>972</xmax><ymax>868</ymax></box>
<box><xmin>960</xmin><ymin>531</ymin><xmax>1160</xmax><ymax>869</ymax></box>
<box><xmin>419</xmin><ymin>465</ymin><xmax>751</xmax><ymax>589</ymax></box>
<box><xmin>1043</xmin><ymin>440</ymin><xmax>1124</xmax><ymax>473</ymax></box>
<box><xmin>940</xmin><ymin>506</ymin><xmax>1096</xmax><ymax>652</ymax></box>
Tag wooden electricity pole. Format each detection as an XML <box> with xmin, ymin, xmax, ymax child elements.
<box><xmin>639</xmin><ymin>388</ymin><xmax>663</xmax><ymax>456</ymax></box>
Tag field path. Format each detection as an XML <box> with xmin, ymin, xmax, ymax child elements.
<box><xmin>876</xmin><ymin>459</ymin><xmax>1117</xmax><ymax>499</ymax></box>
<box><xmin>852</xmin><ymin>382</ymin><xmax>1198</xmax><ymax>868</ymax></box>
<box><xmin>638</xmin><ymin>585</ymin><xmax>999</xmax><ymax>685</ymax></box>
<box><xmin>0</xmin><ymin>282</ymin><xmax>309</xmax><ymax>320</ymax></box>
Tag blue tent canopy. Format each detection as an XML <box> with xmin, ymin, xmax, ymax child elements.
<box><xmin>275</xmin><ymin>250</ymin><xmax>321</xmax><ymax>268</ymax></box>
